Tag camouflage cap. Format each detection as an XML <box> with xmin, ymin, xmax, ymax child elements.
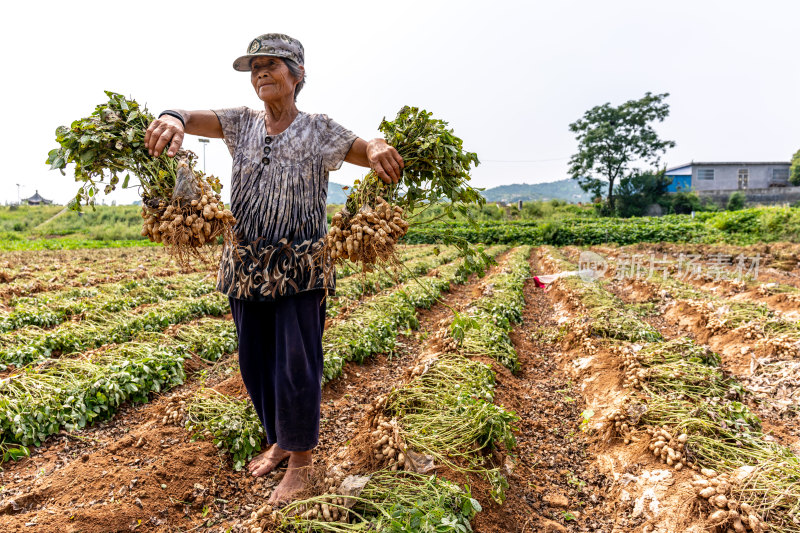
<box><xmin>233</xmin><ymin>33</ymin><xmax>305</xmax><ymax>71</ymax></box>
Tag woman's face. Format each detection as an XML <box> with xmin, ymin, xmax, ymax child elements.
<box><xmin>250</xmin><ymin>57</ymin><xmax>300</xmax><ymax>103</ymax></box>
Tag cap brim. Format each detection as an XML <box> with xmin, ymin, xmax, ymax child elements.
<box><xmin>233</xmin><ymin>52</ymin><xmax>297</xmax><ymax>71</ymax></box>
<box><xmin>233</xmin><ymin>55</ymin><xmax>259</xmax><ymax>71</ymax></box>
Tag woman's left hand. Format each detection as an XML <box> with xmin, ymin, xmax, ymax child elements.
<box><xmin>366</xmin><ymin>139</ymin><xmax>404</xmax><ymax>184</ymax></box>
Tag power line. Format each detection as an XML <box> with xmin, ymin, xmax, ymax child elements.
<box><xmin>481</xmin><ymin>156</ymin><xmax>571</xmax><ymax>163</ymax></box>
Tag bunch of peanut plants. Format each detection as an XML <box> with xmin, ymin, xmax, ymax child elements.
<box><xmin>387</xmin><ymin>353</ymin><xmax>518</xmax><ymax>503</ymax></box>
<box><xmin>185</xmin><ymin>388</ymin><xmax>265</xmax><ymax>471</ymax></box>
<box><xmin>279</xmin><ymin>470</ymin><xmax>482</xmax><ymax>532</ymax></box>
<box><xmin>329</xmin><ymin>246</ymin><xmax>459</xmax><ymax>316</ymax></box>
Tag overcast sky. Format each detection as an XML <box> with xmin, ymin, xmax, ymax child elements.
<box><xmin>2</xmin><ymin>0</ymin><xmax>798</xmax><ymax>205</ymax></box>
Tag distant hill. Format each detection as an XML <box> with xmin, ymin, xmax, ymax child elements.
<box><xmin>481</xmin><ymin>180</ymin><xmax>591</xmax><ymax>203</ymax></box>
<box><xmin>328</xmin><ymin>179</ymin><xmax>592</xmax><ymax>205</ymax></box>
<box><xmin>328</xmin><ymin>182</ymin><xmax>349</xmax><ymax>204</ymax></box>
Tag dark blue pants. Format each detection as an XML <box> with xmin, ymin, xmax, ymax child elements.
<box><xmin>229</xmin><ymin>290</ymin><xmax>326</xmax><ymax>452</ymax></box>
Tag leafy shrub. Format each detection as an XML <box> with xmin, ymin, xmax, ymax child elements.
<box><xmin>700</xmin><ymin>197</ymin><xmax>720</xmax><ymax>212</ymax></box>
<box><xmin>479</xmin><ymin>204</ymin><xmax>505</xmax><ymax>220</ymax></box>
<box><xmin>726</xmin><ymin>191</ymin><xmax>746</xmax><ymax>211</ymax></box>
<box><xmin>539</xmin><ymin>221</ymin><xmax>563</xmax><ymax>243</ymax></box>
<box><xmin>521</xmin><ymin>202</ymin><xmax>544</xmax><ymax>218</ymax></box>
<box><xmin>708</xmin><ymin>209</ymin><xmax>759</xmax><ymax>233</ymax></box>
<box><xmin>670</xmin><ymin>191</ymin><xmax>704</xmax><ymax>214</ymax></box>
<box><xmin>0</xmin><ymin>231</ymin><xmax>22</xmax><ymax>242</ymax></box>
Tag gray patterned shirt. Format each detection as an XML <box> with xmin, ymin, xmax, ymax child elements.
<box><xmin>212</xmin><ymin>107</ymin><xmax>357</xmax><ymax>301</ymax></box>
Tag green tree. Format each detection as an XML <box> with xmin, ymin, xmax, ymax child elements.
<box><xmin>520</xmin><ymin>202</ymin><xmax>544</xmax><ymax>218</ymax></box>
<box><xmin>614</xmin><ymin>170</ymin><xmax>671</xmax><ymax>217</ymax></box>
<box><xmin>790</xmin><ymin>149</ymin><xmax>800</xmax><ymax>186</ymax></box>
<box><xmin>568</xmin><ymin>92</ymin><xmax>676</xmax><ymax>213</ymax></box>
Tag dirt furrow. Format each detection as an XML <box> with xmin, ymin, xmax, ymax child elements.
<box><xmin>467</xmin><ymin>250</ymin><xmax>616</xmax><ymax>533</ymax></box>
<box><xmin>535</xmin><ymin>247</ymin><xmax>709</xmax><ymax>533</ymax></box>
<box><xmin>602</xmin><ymin>274</ymin><xmax>800</xmax><ymax>445</ymax></box>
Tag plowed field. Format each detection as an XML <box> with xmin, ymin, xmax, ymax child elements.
<box><xmin>1</xmin><ymin>244</ymin><xmax>798</xmax><ymax>533</ymax></box>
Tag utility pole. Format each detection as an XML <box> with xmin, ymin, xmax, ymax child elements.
<box><xmin>198</xmin><ymin>138</ymin><xmax>210</xmax><ymax>173</ymax></box>
<box><xmin>15</xmin><ymin>183</ymin><xmax>20</xmax><ymax>205</ymax></box>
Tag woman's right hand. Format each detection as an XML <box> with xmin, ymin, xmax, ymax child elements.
<box><xmin>145</xmin><ymin>115</ymin><xmax>185</xmax><ymax>158</ymax></box>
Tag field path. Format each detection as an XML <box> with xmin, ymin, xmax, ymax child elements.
<box><xmin>468</xmin><ymin>250</ymin><xmax>615</xmax><ymax>532</ymax></box>
<box><xmin>33</xmin><ymin>207</ymin><xmax>70</xmax><ymax>230</ymax></box>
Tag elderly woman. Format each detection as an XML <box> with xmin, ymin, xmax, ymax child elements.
<box><xmin>144</xmin><ymin>33</ymin><xmax>403</xmax><ymax>504</ymax></box>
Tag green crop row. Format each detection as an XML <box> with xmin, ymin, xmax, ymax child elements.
<box><xmin>174</xmin><ymin>318</ymin><xmax>238</xmax><ymax>363</ymax></box>
<box><xmin>0</xmin><ymin>343</ymin><xmax>186</xmax><ymax>448</ymax></box>
<box><xmin>0</xmin><ymin>238</ymin><xmax>160</xmax><ymax>251</ymax></box>
<box><xmin>329</xmin><ymin>246</ymin><xmax>459</xmax><ymax>316</ymax></box>
<box><xmin>1</xmin><ymin>275</ymin><xmax>214</xmax><ymax>333</ymax></box>
<box><xmin>333</xmin><ymin>245</ymin><xmax>435</xmax><ymax>279</ymax></box>
<box><xmin>321</xmin><ymin>246</ymin><xmax>507</xmax><ymax>383</ymax></box>
<box><xmin>455</xmin><ymin>246</ymin><xmax>531</xmax><ymax>371</ymax></box>
<box><xmin>404</xmin><ymin>218</ymin><xmax>717</xmax><ymax>246</ymax></box>
<box><xmin>0</xmin><ymin>318</ymin><xmax>243</xmax><ymax>461</ymax></box>
<box><xmin>0</xmin><ymin>246</ymin><xmax>437</xmax><ymax>333</ymax></box>
<box><xmin>0</xmin><ymin>292</ymin><xmax>229</xmax><ymax>369</ymax></box>
<box><xmin>7</xmin><ymin>273</ymin><xmax>209</xmax><ymax>309</ymax></box>
<box><xmin>403</xmin><ymin>206</ymin><xmax>800</xmax><ymax>246</ymax></box>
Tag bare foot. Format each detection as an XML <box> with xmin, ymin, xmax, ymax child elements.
<box><xmin>248</xmin><ymin>444</ymin><xmax>291</xmax><ymax>477</ymax></box>
<box><xmin>268</xmin><ymin>451</ymin><xmax>312</xmax><ymax>505</ymax></box>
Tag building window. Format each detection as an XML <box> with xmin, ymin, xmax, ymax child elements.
<box><xmin>738</xmin><ymin>169</ymin><xmax>749</xmax><ymax>190</ymax></box>
<box><xmin>773</xmin><ymin>168</ymin><xmax>790</xmax><ymax>181</ymax></box>
<box><xmin>697</xmin><ymin>169</ymin><xmax>715</xmax><ymax>180</ymax></box>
